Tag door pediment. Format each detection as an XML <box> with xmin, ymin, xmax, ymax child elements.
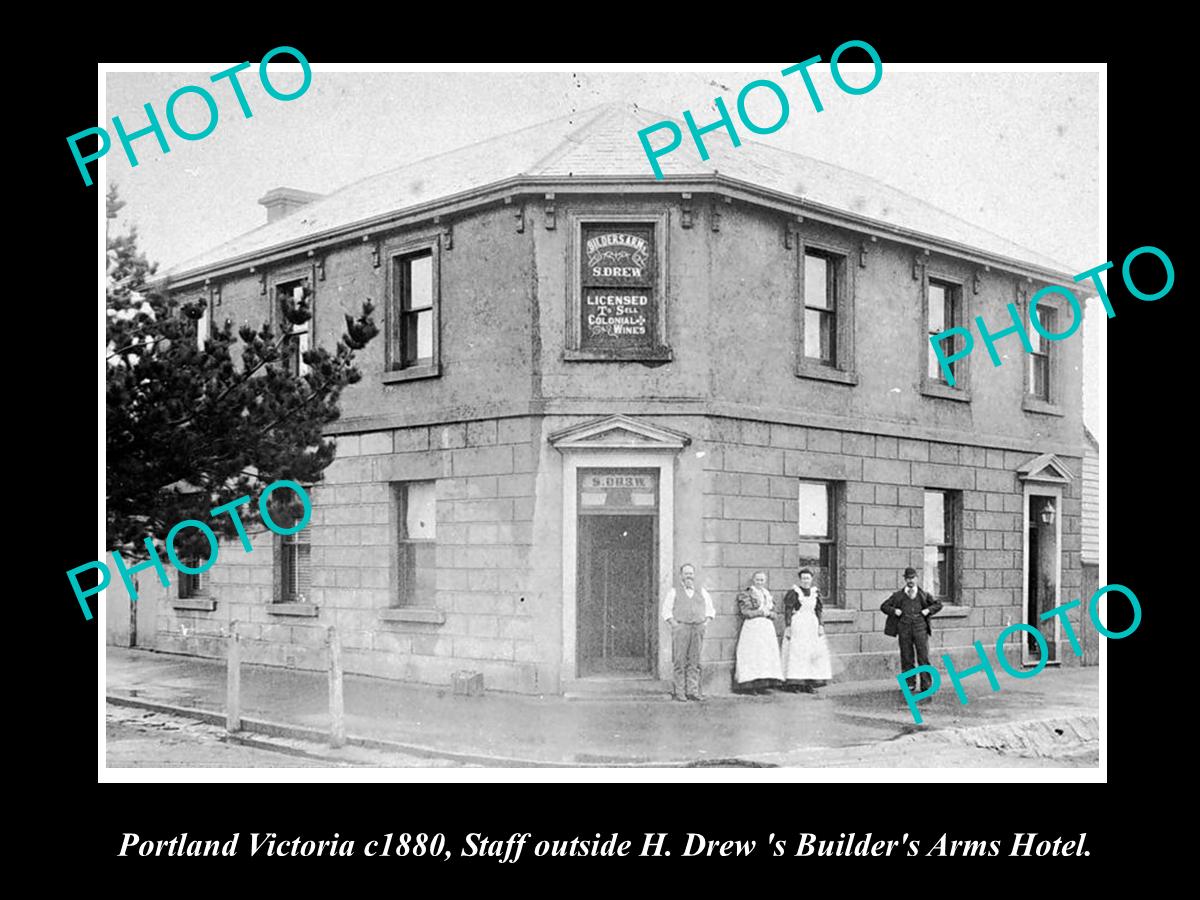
<box><xmin>1016</xmin><ymin>452</ymin><xmax>1075</xmax><ymax>484</ymax></box>
<box><xmin>548</xmin><ymin>414</ymin><xmax>691</xmax><ymax>451</ymax></box>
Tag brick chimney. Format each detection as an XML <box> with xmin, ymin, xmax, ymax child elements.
<box><xmin>257</xmin><ymin>187</ymin><xmax>323</xmax><ymax>223</ymax></box>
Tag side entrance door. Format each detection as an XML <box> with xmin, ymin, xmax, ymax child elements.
<box><xmin>1023</xmin><ymin>490</ymin><xmax>1062</xmax><ymax>666</ymax></box>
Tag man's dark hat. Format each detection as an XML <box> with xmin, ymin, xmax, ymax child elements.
<box><xmin>903</xmin><ymin>566</ymin><xmax>918</xmax><ymax>578</ymax></box>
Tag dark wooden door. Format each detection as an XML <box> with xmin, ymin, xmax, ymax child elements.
<box><xmin>577</xmin><ymin>515</ymin><xmax>654</xmax><ymax>676</ymax></box>
<box><xmin>1027</xmin><ymin>516</ymin><xmax>1058</xmax><ymax>664</ymax></box>
<box><xmin>1027</xmin><ymin>525</ymin><xmax>1041</xmax><ymax>657</ymax></box>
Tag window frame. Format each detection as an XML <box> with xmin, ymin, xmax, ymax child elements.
<box><xmin>565</xmin><ymin>211</ymin><xmax>672</xmax><ymax>363</ymax></box>
<box><xmin>195</xmin><ymin>291</ymin><xmax>212</xmax><ymax>351</ymax></box>
<box><xmin>1028</xmin><ymin>306</ymin><xmax>1054</xmax><ymax>402</ymax></box>
<box><xmin>796</xmin><ymin>479</ymin><xmax>842</xmax><ymax>607</ymax></box>
<box><xmin>391</xmin><ymin>480</ymin><xmax>438</xmax><ymax>609</ymax></box>
<box><xmin>921</xmin><ymin>270</ymin><xmax>971</xmax><ymax>401</ymax></box>
<box><xmin>276</xmin><ymin>527</ymin><xmax>312</xmax><ymax>604</ymax></box>
<box><xmin>796</xmin><ymin>238</ymin><xmax>857</xmax><ymax>385</ymax></box>
<box><xmin>1022</xmin><ymin>286</ymin><xmax>1066</xmax><ymax>416</ymax></box>
<box><xmin>270</xmin><ymin>267</ymin><xmax>314</xmax><ymax>379</ymax></box>
<box><xmin>385</xmin><ymin>240</ymin><xmax>441</xmax><ymax>382</ymax></box>
<box><xmin>922</xmin><ymin>489</ymin><xmax>960</xmax><ymax>605</ymax></box>
<box><xmin>177</xmin><ymin>565</ymin><xmax>206</xmax><ymax>600</ymax></box>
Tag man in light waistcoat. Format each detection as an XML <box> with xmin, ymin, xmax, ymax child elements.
<box><xmin>660</xmin><ymin>563</ymin><xmax>716</xmax><ymax>702</ymax></box>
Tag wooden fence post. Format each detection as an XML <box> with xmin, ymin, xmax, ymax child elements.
<box><xmin>328</xmin><ymin>625</ymin><xmax>345</xmax><ymax>748</ymax></box>
<box><xmin>226</xmin><ymin>620</ymin><xmax>241</xmax><ymax>733</ymax></box>
<box><xmin>1080</xmin><ymin>565</ymin><xmax>1101</xmax><ymax>667</ymax></box>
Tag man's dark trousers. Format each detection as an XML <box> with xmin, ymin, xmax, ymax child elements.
<box><xmin>671</xmin><ymin>623</ymin><xmax>705</xmax><ymax>697</ymax></box>
<box><xmin>897</xmin><ymin>622</ymin><xmax>933</xmax><ymax>693</ymax></box>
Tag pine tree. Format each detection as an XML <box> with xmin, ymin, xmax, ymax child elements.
<box><xmin>106</xmin><ymin>186</ymin><xmax>378</xmax><ymax>562</ymax></box>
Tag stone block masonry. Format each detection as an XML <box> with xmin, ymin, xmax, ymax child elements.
<box><xmin>701</xmin><ymin>416</ymin><xmax>1085</xmax><ymax>684</ymax></box>
<box><xmin>147</xmin><ymin>408</ymin><xmax>1085</xmax><ymax>696</ymax></box>
<box><xmin>153</xmin><ymin>415</ymin><xmax>543</xmax><ymax>694</ymax></box>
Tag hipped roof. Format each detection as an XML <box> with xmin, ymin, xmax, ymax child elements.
<box><xmin>163</xmin><ymin>103</ymin><xmax>1077</xmax><ymax>284</ymax></box>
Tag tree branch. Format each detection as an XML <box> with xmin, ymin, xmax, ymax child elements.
<box><xmin>106</xmin><ymin>333</ymin><xmax>175</xmax><ymax>361</ymax></box>
<box><xmin>160</xmin><ymin>330</ymin><xmax>293</xmax><ymax>429</ymax></box>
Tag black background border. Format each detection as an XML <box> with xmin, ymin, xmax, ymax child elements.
<box><xmin>37</xmin><ymin>18</ymin><xmax>1182</xmax><ymax>876</ymax></box>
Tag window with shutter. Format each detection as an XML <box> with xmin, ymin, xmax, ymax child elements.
<box><xmin>278</xmin><ymin>528</ymin><xmax>311</xmax><ymax>603</ymax></box>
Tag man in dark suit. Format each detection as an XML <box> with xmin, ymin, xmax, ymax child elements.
<box><xmin>880</xmin><ymin>566</ymin><xmax>943</xmax><ymax>697</ymax></box>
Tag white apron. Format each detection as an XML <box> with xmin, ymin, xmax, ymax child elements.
<box><xmin>735</xmin><ymin>589</ymin><xmax>784</xmax><ymax>682</ymax></box>
<box><xmin>782</xmin><ymin>586</ymin><xmax>833</xmax><ymax>681</ymax></box>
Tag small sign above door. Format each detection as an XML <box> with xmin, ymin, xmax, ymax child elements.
<box><xmin>579</xmin><ymin>471</ymin><xmax>658</xmax><ymax>512</ymax></box>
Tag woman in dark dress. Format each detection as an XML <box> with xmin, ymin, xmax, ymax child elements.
<box><xmin>734</xmin><ymin>571</ymin><xmax>784</xmax><ymax>694</ymax></box>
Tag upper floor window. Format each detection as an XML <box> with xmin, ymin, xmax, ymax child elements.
<box><xmin>802</xmin><ymin>251</ymin><xmax>838</xmax><ymax>366</ymax></box>
<box><xmin>385</xmin><ymin>247</ymin><xmax>440</xmax><ymax>380</ymax></box>
<box><xmin>567</xmin><ymin>215</ymin><xmax>671</xmax><ymax>363</ymax></box>
<box><xmin>795</xmin><ymin>241</ymin><xmax>856</xmax><ymax>384</ymax></box>
<box><xmin>921</xmin><ymin>273</ymin><xmax>970</xmax><ymax>401</ymax></box>
<box><xmin>1028</xmin><ymin>307</ymin><xmax>1054</xmax><ymax>402</ymax></box>
<box><xmin>275</xmin><ymin>278</ymin><xmax>311</xmax><ymax>377</ymax></box>
<box><xmin>797</xmin><ymin>479</ymin><xmax>840</xmax><ymax>605</ymax></box>
<box><xmin>195</xmin><ymin>295</ymin><xmax>211</xmax><ymax>351</ymax></box>
<box><xmin>397</xmin><ymin>251</ymin><xmax>435</xmax><ymax>367</ymax></box>
<box><xmin>926</xmin><ymin>279</ymin><xmax>962</xmax><ymax>383</ymax></box>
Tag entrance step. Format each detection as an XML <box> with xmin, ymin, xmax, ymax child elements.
<box><xmin>564</xmin><ymin>676</ymin><xmax>675</xmax><ymax>702</ymax></box>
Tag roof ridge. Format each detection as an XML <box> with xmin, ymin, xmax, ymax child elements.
<box><xmin>522</xmin><ymin>103</ymin><xmax>623</xmax><ymax>174</ymax></box>
<box><xmin>530</xmin><ymin>102</ymin><xmax>718</xmax><ymax>179</ymax></box>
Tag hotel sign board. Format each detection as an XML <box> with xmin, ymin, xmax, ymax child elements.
<box><xmin>580</xmin><ymin>225</ymin><xmax>657</xmax><ymax>352</ymax></box>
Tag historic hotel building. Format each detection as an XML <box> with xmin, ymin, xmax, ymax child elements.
<box><xmin>110</xmin><ymin>104</ymin><xmax>1094</xmax><ymax>694</ymax></box>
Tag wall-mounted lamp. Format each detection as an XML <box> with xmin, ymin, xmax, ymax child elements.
<box><xmin>1040</xmin><ymin>500</ymin><xmax>1056</xmax><ymax>526</ymax></box>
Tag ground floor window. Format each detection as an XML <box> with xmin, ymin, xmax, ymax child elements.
<box><xmin>923</xmin><ymin>489</ymin><xmax>958</xmax><ymax>603</ymax></box>
<box><xmin>797</xmin><ymin>479</ymin><xmax>839</xmax><ymax>604</ymax></box>
<box><xmin>278</xmin><ymin>528</ymin><xmax>311</xmax><ymax>603</ymax></box>
<box><xmin>393</xmin><ymin>480</ymin><xmax>437</xmax><ymax>607</ymax></box>
<box><xmin>178</xmin><ymin>565</ymin><xmax>204</xmax><ymax>599</ymax></box>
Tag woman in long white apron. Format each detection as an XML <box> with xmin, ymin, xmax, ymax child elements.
<box><xmin>781</xmin><ymin>568</ymin><xmax>833</xmax><ymax>693</ymax></box>
<box><xmin>735</xmin><ymin>571</ymin><xmax>784</xmax><ymax>694</ymax></box>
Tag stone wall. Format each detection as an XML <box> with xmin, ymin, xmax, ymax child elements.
<box><xmin>153</xmin><ymin>415</ymin><xmax>544</xmax><ymax>694</ymax></box>
<box><xmin>698</xmin><ymin>415</ymin><xmax>1084</xmax><ymax>684</ymax></box>
<box><xmin>142</xmin><ymin>410</ymin><xmax>1086</xmax><ymax>696</ymax></box>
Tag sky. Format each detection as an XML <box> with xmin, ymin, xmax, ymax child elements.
<box><xmin>103</xmin><ymin>65</ymin><xmax>1103</xmax><ymax>440</ymax></box>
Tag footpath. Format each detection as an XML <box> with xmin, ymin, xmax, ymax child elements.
<box><xmin>106</xmin><ymin>647</ymin><xmax>1100</xmax><ymax>768</ymax></box>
